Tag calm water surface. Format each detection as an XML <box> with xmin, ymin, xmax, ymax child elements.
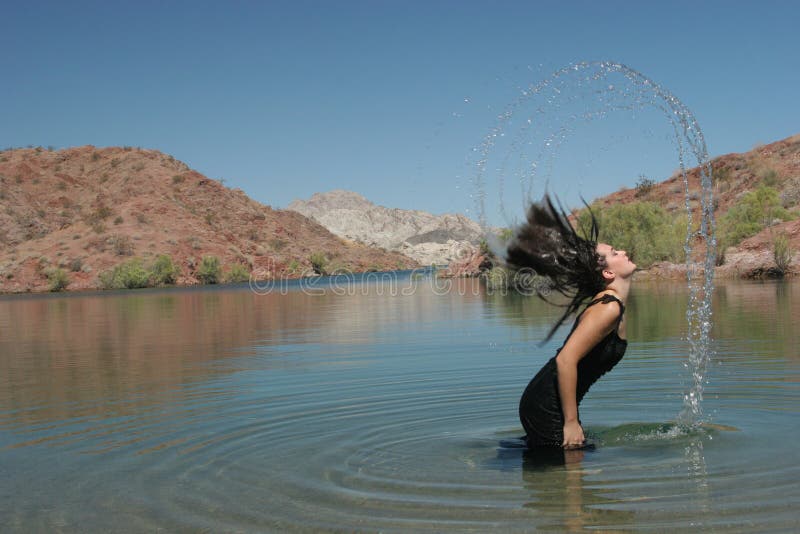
<box><xmin>1</xmin><ymin>275</ymin><xmax>798</xmax><ymax>532</ymax></box>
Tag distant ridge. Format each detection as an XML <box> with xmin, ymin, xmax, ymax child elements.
<box><xmin>288</xmin><ymin>189</ymin><xmax>484</xmax><ymax>265</ymax></box>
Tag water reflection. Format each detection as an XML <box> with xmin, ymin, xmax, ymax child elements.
<box><xmin>518</xmin><ymin>448</ymin><xmax>635</xmax><ymax>532</ymax></box>
<box><xmin>0</xmin><ymin>279</ymin><xmax>489</xmax><ymax>438</ymax></box>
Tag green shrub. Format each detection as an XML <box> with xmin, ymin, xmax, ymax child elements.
<box><xmin>718</xmin><ymin>186</ymin><xmax>792</xmax><ymax>249</ymax></box>
<box><xmin>197</xmin><ymin>255</ymin><xmax>222</xmax><ymax>284</ymax></box>
<box><xmin>225</xmin><ymin>264</ymin><xmax>250</xmax><ymax>283</ymax></box>
<box><xmin>110</xmin><ymin>235</ymin><xmax>134</xmax><ymax>256</ymax></box>
<box><xmin>91</xmin><ymin>206</ymin><xmax>113</xmax><ymax>221</ymax></box>
<box><xmin>150</xmin><ymin>254</ymin><xmax>179</xmax><ymax>286</ymax></box>
<box><xmin>758</xmin><ymin>167</ymin><xmax>779</xmax><ymax>187</ymax></box>
<box><xmin>773</xmin><ymin>232</ymin><xmax>794</xmax><ymax>273</ymax></box>
<box><xmin>576</xmin><ymin>201</ymin><xmax>686</xmax><ymax>268</ymax></box>
<box><xmin>287</xmin><ymin>259</ymin><xmax>300</xmax><ymax>273</ymax></box>
<box><xmin>712</xmin><ymin>165</ymin><xmax>731</xmax><ymax>183</ymax></box>
<box><xmin>46</xmin><ymin>268</ymin><xmax>69</xmax><ymax>292</ymax></box>
<box><xmin>100</xmin><ymin>258</ymin><xmax>150</xmax><ymax>289</ymax></box>
<box><xmin>310</xmin><ymin>252</ymin><xmax>328</xmax><ymax>275</ymax></box>
<box><xmin>635</xmin><ymin>175</ymin><xmax>655</xmax><ymax>197</ymax></box>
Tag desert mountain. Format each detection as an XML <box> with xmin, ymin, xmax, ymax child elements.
<box><xmin>288</xmin><ymin>190</ymin><xmax>484</xmax><ymax>266</ymax></box>
<box><xmin>596</xmin><ymin>133</ymin><xmax>800</xmax><ymax>277</ymax></box>
<box><xmin>0</xmin><ymin>146</ymin><xmax>417</xmax><ymax>293</ymax></box>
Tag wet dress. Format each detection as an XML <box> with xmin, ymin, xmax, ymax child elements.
<box><xmin>519</xmin><ymin>294</ymin><xmax>627</xmax><ymax>447</ymax></box>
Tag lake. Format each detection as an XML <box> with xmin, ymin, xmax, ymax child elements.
<box><xmin>1</xmin><ymin>273</ymin><xmax>798</xmax><ymax>532</ymax></box>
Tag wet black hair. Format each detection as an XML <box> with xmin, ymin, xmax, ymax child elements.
<box><xmin>505</xmin><ymin>194</ymin><xmax>607</xmax><ymax>342</ymax></box>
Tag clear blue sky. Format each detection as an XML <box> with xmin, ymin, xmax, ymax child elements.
<box><xmin>2</xmin><ymin>1</ymin><xmax>798</xmax><ymax>226</ymax></box>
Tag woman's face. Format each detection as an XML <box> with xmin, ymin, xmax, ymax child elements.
<box><xmin>596</xmin><ymin>243</ymin><xmax>636</xmax><ymax>279</ymax></box>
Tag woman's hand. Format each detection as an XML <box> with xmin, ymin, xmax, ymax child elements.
<box><xmin>562</xmin><ymin>420</ymin><xmax>585</xmax><ymax>449</ymax></box>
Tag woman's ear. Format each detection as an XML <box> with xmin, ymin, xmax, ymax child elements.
<box><xmin>602</xmin><ymin>268</ymin><xmax>615</xmax><ymax>282</ymax></box>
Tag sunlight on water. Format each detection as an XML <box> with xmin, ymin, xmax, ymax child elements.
<box><xmin>472</xmin><ymin>61</ymin><xmax>716</xmax><ymax>427</ymax></box>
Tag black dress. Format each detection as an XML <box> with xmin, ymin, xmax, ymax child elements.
<box><xmin>519</xmin><ymin>294</ymin><xmax>627</xmax><ymax>447</ymax></box>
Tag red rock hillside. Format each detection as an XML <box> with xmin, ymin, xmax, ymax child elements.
<box><xmin>444</xmin><ymin>133</ymin><xmax>800</xmax><ymax>279</ymax></box>
<box><xmin>0</xmin><ymin>146</ymin><xmax>417</xmax><ymax>293</ymax></box>
<box><xmin>589</xmin><ymin>133</ymin><xmax>800</xmax><ymax>278</ymax></box>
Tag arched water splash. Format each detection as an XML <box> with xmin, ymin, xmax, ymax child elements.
<box><xmin>473</xmin><ymin>61</ymin><xmax>716</xmax><ymax>426</ymax></box>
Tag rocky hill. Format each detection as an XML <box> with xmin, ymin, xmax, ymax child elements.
<box><xmin>288</xmin><ymin>190</ymin><xmax>484</xmax><ymax>265</ymax></box>
<box><xmin>597</xmin><ymin>133</ymin><xmax>800</xmax><ymax>278</ymax></box>
<box><xmin>443</xmin><ymin>133</ymin><xmax>800</xmax><ymax>279</ymax></box>
<box><xmin>0</xmin><ymin>146</ymin><xmax>417</xmax><ymax>293</ymax></box>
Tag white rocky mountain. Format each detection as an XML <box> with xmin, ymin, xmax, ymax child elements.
<box><xmin>287</xmin><ymin>190</ymin><xmax>485</xmax><ymax>266</ymax></box>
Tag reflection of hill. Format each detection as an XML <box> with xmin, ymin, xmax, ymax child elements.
<box><xmin>485</xmin><ymin>279</ymin><xmax>800</xmax><ymax>361</ymax></box>
<box><xmin>713</xmin><ymin>280</ymin><xmax>799</xmax><ymax>360</ymax></box>
<box><xmin>0</xmin><ymin>287</ymin><xmax>341</xmax><ymax>429</ymax></box>
<box><xmin>0</xmin><ymin>278</ymin><xmax>489</xmax><ymax>432</ymax></box>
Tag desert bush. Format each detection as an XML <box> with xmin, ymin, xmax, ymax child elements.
<box><xmin>718</xmin><ymin>186</ymin><xmax>792</xmax><ymax>249</ymax></box>
<box><xmin>287</xmin><ymin>259</ymin><xmax>300</xmax><ymax>273</ymax></box>
<box><xmin>712</xmin><ymin>165</ymin><xmax>731</xmax><ymax>183</ymax></box>
<box><xmin>715</xmin><ymin>245</ymin><xmax>727</xmax><ymax>266</ymax></box>
<box><xmin>780</xmin><ymin>176</ymin><xmax>800</xmax><ymax>208</ymax></box>
<box><xmin>576</xmin><ymin>201</ymin><xmax>686</xmax><ymax>268</ymax></box>
<box><xmin>100</xmin><ymin>258</ymin><xmax>150</xmax><ymax>289</ymax></box>
<box><xmin>758</xmin><ymin>167</ymin><xmax>779</xmax><ymax>187</ymax></box>
<box><xmin>773</xmin><ymin>233</ymin><xmax>794</xmax><ymax>273</ymax></box>
<box><xmin>114</xmin><ymin>216</ymin><xmax>124</xmax><ymax>225</ymax></box>
<box><xmin>197</xmin><ymin>255</ymin><xmax>222</xmax><ymax>284</ymax></box>
<box><xmin>309</xmin><ymin>252</ymin><xmax>328</xmax><ymax>275</ymax></box>
<box><xmin>172</xmin><ymin>175</ymin><xmax>184</xmax><ymax>184</ymax></box>
<box><xmin>225</xmin><ymin>264</ymin><xmax>250</xmax><ymax>283</ymax></box>
<box><xmin>46</xmin><ymin>267</ymin><xmax>69</xmax><ymax>292</ymax></box>
<box><xmin>150</xmin><ymin>254</ymin><xmax>179</xmax><ymax>285</ymax></box>
<box><xmin>635</xmin><ymin>175</ymin><xmax>655</xmax><ymax>197</ymax></box>
<box><xmin>69</xmin><ymin>258</ymin><xmax>83</xmax><ymax>272</ymax></box>
<box><xmin>89</xmin><ymin>206</ymin><xmax>113</xmax><ymax>222</ymax></box>
<box><xmin>110</xmin><ymin>235</ymin><xmax>134</xmax><ymax>256</ymax></box>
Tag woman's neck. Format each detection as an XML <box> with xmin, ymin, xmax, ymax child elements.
<box><xmin>603</xmin><ymin>278</ymin><xmax>631</xmax><ymax>303</ymax></box>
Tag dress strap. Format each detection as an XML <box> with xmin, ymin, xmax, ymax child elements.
<box><xmin>577</xmin><ymin>294</ymin><xmax>625</xmax><ymax>324</ymax></box>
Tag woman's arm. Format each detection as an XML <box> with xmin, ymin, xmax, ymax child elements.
<box><xmin>556</xmin><ymin>301</ymin><xmax>621</xmax><ymax>448</ymax></box>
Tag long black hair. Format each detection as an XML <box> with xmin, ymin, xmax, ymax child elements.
<box><xmin>505</xmin><ymin>194</ymin><xmax>607</xmax><ymax>342</ymax></box>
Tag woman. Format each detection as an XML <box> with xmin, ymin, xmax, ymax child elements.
<box><xmin>505</xmin><ymin>195</ymin><xmax>636</xmax><ymax>449</ymax></box>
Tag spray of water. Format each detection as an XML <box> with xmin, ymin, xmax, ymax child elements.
<box><xmin>473</xmin><ymin>61</ymin><xmax>716</xmax><ymax>427</ymax></box>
